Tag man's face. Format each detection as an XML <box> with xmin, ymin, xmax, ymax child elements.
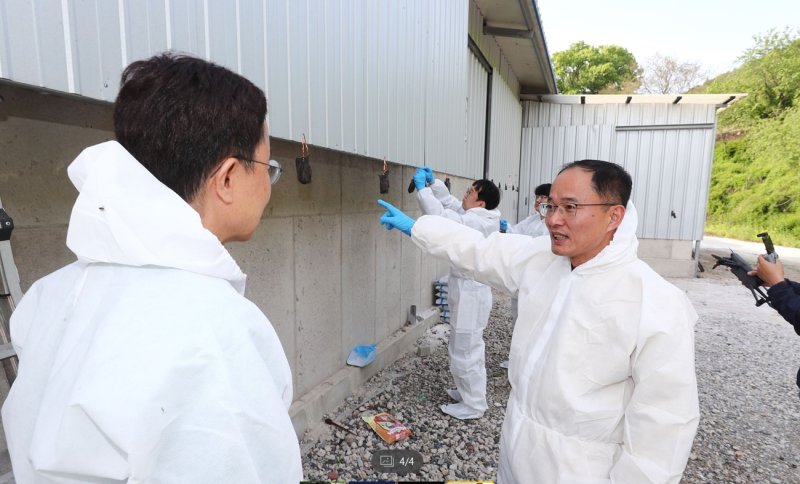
<box><xmin>462</xmin><ymin>183</ymin><xmax>485</xmax><ymax>210</ymax></box>
<box><xmin>234</xmin><ymin>124</ymin><xmax>272</xmax><ymax>241</ymax></box>
<box><xmin>545</xmin><ymin>168</ymin><xmax>622</xmax><ymax>267</ymax></box>
<box><xmin>533</xmin><ymin>194</ymin><xmax>548</xmax><ymax>216</ymax></box>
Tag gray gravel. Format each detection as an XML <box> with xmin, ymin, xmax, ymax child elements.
<box><xmin>300</xmin><ymin>249</ymin><xmax>800</xmax><ymax>483</ymax></box>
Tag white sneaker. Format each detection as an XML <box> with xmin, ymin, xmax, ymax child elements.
<box><xmin>499</xmin><ymin>360</ymin><xmax>510</xmax><ymax>369</ymax></box>
<box><xmin>440</xmin><ymin>403</ymin><xmax>484</xmax><ymax>420</ymax></box>
<box><xmin>446</xmin><ymin>387</ymin><xmax>462</xmax><ymax>402</ymax></box>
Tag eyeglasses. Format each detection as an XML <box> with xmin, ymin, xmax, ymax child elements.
<box><xmin>235</xmin><ymin>156</ymin><xmax>282</xmax><ymax>184</ymax></box>
<box><xmin>538</xmin><ymin>202</ymin><xmax>617</xmax><ymax>218</ymax></box>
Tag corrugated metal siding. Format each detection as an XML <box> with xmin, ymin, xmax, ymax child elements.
<box><xmin>521</xmin><ymin>101</ymin><xmax>718</xmax><ymax>240</ymax></box>
<box><xmin>465</xmin><ymin>49</ymin><xmax>488</xmax><ymax>181</ymax></box>
<box><xmin>467</xmin><ymin>0</ymin><xmax>523</xmax><ymax>220</ymax></box>
<box><xmin>425</xmin><ymin>0</ymin><xmax>468</xmax><ymax>176</ymax></box>
<box><xmin>487</xmin><ymin>72</ymin><xmax>522</xmax><ymax>221</ymax></box>
<box><xmin>466</xmin><ymin>2</ymin><xmax>520</xmax><ymax>97</ymax></box>
<box><xmin>0</xmin><ymin>0</ymin><xmax>468</xmax><ymax>170</ymax></box>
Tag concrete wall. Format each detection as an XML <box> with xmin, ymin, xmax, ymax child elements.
<box><xmin>639</xmin><ymin>238</ymin><xmax>696</xmax><ymax>278</ymax></box>
<box><xmin>0</xmin><ymin>82</ymin><xmax>457</xmax><ymax>438</ymax></box>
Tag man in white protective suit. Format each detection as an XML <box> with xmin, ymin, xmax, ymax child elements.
<box><xmin>378</xmin><ymin>159</ymin><xmax>699</xmax><ymax>483</ymax></box>
<box><xmin>500</xmin><ymin>182</ymin><xmax>551</xmax><ymax>238</ymax></box>
<box><xmin>2</xmin><ymin>54</ymin><xmax>303</xmax><ymax>483</ymax></box>
<box><xmin>408</xmin><ymin>167</ymin><xmax>501</xmax><ymax>420</ymax></box>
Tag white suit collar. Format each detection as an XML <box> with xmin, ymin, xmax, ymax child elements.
<box><xmin>66</xmin><ymin>141</ymin><xmax>247</xmax><ymax>294</ymax></box>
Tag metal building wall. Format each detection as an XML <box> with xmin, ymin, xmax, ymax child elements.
<box><xmin>465</xmin><ymin>50</ymin><xmax>489</xmax><ymax>181</ymax></box>
<box><xmin>467</xmin><ymin>0</ymin><xmax>523</xmax><ymax>220</ymax></box>
<box><xmin>0</xmin><ymin>0</ymin><xmax>468</xmax><ymax>171</ymax></box>
<box><xmin>487</xmin><ymin>67</ymin><xmax>523</xmax><ymax>221</ymax></box>
<box><xmin>520</xmin><ymin>101</ymin><xmax>718</xmax><ymax>240</ymax></box>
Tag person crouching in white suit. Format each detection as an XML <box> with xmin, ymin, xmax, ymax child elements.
<box><xmin>411</xmin><ymin>167</ymin><xmax>501</xmax><ymax>420</ymax></box>
<box><xmin>2</xmin><ymin>54</ymin><xmax>303</xmax><ymax>483</ymax></box>
<box><xmin>379</xmin><ymin>160</ymin><xmax>699</xmax><ymax>483</ymax></box>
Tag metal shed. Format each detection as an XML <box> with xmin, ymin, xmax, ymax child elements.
<box><xmin>518</xmin><ymin>94</ymin><xmax>746</xmax><ymax>276</ymax></box>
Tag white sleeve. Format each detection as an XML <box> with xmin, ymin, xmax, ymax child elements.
<box><xmin>610</xmin><ymin>294</ymin><xmax>700</xmax><ymax>483</ymax></box>
<box><xmin>91</xmin><ymin>303</ymin><xmax>303</xmax><ymax>483</ymax></box>
<box><xmin>510</xmin><ymin>215</ymin><xmax>549</xmax><ymax>237</ymax></box>
<box><xmin>411</xmin><ymin>215</ymin><xmax>552</xmax><ymax>294</ymax></box>
<box><xmin>146</xmin><ymin>313</ymin><xmax>303</xmax><ymax>484</ymax></box>
<box><xmin>416</xmin><ymin>186</ymin><xmax>447</xmax><ymax>216</ymax></box>
<box><xmin>429</xmin><ymin>179</ymin><xmax>462</xmax><ymax>210</ymax></box>
<box><xmin>9</xmin><ymin>279</ymin><xmax>40</xmax><ymax>356</ymax></box>
<box><xmin>508</xmin><ymin>215</ymin><xmax>536</xmax><ymax>235</ymax></box>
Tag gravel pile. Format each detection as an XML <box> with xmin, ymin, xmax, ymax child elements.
<box><xmin>300</xmin><ymin>249</ymin><xmax>800</xmax><ymax>483</ymax></box>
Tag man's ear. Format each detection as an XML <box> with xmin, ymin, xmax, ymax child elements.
<box><xmin>607</xmin><ymin>205</ymin><xmax>626</xmax><ymax>231</ymax></box>
<box><xmin>208</xmin><ymin>157</ymin><xmax>239</xmax><ymax>204</ymax></box>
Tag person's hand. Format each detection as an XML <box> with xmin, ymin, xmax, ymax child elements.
<box><xmin>413</xmin><ymin>168</ymin><xmax>429</xmax><ymax>190</ymax></box>
<box><xmin>499</xmin><ymin>219</ymin><xmax>509</xmax><ymax>233</ymax></box>
<box><xmin>422</xmin><ymin>166</ymin><xmax>434</xmax><ymax>184</ymax></box>
<box><xmin>747</xmin><ymin>255</ymin><xmax>785</xmax><ymax>287</ymax></box>
<box><xmin>378</xmin><ymin>199</ymin><xmax>415</xmax><ymax>236</ymax></box>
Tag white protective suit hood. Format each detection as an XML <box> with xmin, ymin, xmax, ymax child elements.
<box><xmin>66</xmin><ymin>141</ymin><xmax>246</xmax><ymax>294</ymax></box>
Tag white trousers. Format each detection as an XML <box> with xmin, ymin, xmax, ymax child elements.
<box><xmin>447</xmin><ymin>275</ymin><xmax>492</xmax><ymax>413</ymax></box>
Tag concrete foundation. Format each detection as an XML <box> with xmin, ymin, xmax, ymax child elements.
<box><xmin>638</xmin><ymin>238</ymin><xmax>696</xmax><ymax>278</ymax></box>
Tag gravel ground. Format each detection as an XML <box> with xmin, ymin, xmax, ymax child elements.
<box><xmin>300</xmin><ymin>248</ymin><xmax>800</xmax><ymax>483</ymax></box>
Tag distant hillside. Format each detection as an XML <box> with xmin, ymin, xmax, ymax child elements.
<box><xmin>703</xmin><ymin>30</ymin><xmax>800</xmax><ymax>247</ymax></box>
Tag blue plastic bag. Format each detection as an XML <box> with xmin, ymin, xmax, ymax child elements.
<box><xmin>347</xmin><ymin>344</ymin><xmax>377</xmax><ymax>367</ymax></box>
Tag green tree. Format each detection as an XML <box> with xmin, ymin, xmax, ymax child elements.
<box><xmin>705</xmin><ymin>28</ymin><xmax>800</xmax><ymax>246</ymax></box>
<box><xmin>552</xmin><ymin>42</ymin><xmax>640</xmax><ymax>94</ymax></box>
<box><xmin>708</xmin><ymin>28</ymin><xmax>800</xmax><ymax>128</ymax></box>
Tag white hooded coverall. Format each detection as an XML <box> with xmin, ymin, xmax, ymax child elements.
<box><xmin>507</xmin><ymin>212</ymin><xmax>549</xmax><ymax>237</ymax></box>
<box><xmin>411</xmin><ymin>202</ymin><xmax>699</xmax><ymax>483</ymax></box>
<box><xmin>506</xmin><ymin>212</ymin><xmax>549</xmax><ymax>320</ymax></box>
<box><xmin>2</xmin><ymin>141</ymin><xmax>303</xmax><ymax>483</ymax></box>
<box><xmin>416</xmin><ymin>179</ymin><xmax>501</xmax><ymax>416</ymax></box>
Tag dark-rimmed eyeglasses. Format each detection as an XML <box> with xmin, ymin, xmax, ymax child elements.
<box><xmin>538</xmin><ymin>202</ymin><xmax>617</xmax><ymax>218</ymax></box>
<box><xmin>235</xmin><ymin>156</ymin><xmax>282</xmax><ymax>185</ymax></box>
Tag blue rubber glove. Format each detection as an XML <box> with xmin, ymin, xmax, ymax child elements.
<box><xmin>413</xmin><ymin>168</ymin><xmax>429</xmax><ymax>190</ymax></box>
<box><xmin>499</xmin><ymin>219</ymin><xmax>509</xmax><ymax>233</ymax></box>
<box><xmin>378</xmin><ymin>199</ymin><xmax>415</xmax><ymax>236</ymax></box>
<box><xmin>422</xmin><ymin>166</ymin><xmax>434</xmax><ymax>184</ymax></box>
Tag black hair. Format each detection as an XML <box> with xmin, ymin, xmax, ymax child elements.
<box><xmin>558</xmin><ymin>160</ymin><xmax>632</xmax><ymax>206</ymax></box>
<box><xmin>472</xmin><ymin>179</ymin><xmax>501</xmax><ymax>210</ymax></box>
<box><xmin>534</xmin><ymin>183</ymin><xmax>551</xmax><ymax>197</ymax></box>
<box><xmin>114</xmin><ymin>52</ymin><xmax>268</xmax><ymax>202</ymax></box>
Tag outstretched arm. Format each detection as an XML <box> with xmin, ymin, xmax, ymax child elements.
<box><xmin>411</xmin><ymin>214</ymin><xmax>550</xmax><ymax>294</ymax></box>
<box><xmin>429</xmin><ymin>179</ymin><xmax>462</xmax><ymax>211</ymax></box>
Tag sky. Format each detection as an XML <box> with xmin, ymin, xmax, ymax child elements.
<box><xmin>535</xmin><ymin>0</ymin><xmax>799</xmax><ymax>77</ymax></box>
